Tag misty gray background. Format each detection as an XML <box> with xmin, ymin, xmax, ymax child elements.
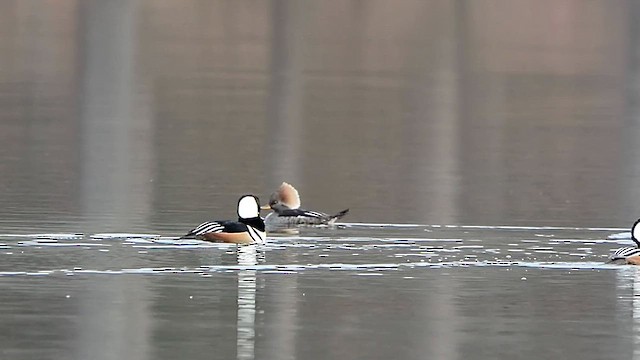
<box><xmin>2</xmin><ymin>0</ymin><xmax>639</xmax><ymax>232</ymax></box>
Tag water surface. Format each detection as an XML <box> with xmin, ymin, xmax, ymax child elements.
<box><xmin>2</xmin><ymin>1</ymin><xmax>640</xmax><ymax>359</ymax></box>
<box><xmin>0</xmin><ymin>225</ymin><xmax>638</xmax><ymax>360</ymax></box>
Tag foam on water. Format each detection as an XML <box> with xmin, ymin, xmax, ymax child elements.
<box><xmin>131</xmin><ymin>237</ymin><xmax>222</xmax><ymax>249</ymax></box>
<box><xmin>17</xmin><ymin>241</ymin><xmax>110</xmax><ymax>247</ymax></box>
<box><xmin>343</xmin><ymin>222</ymin><xmax>627</xmax><ymax>231</ymax></box>
<box><xmin>0</xmin><ymin>233</ymin><xmax>84</xmax><ymax>240</ymax></box>
<box><xmin>91</xmin><ymin>233</ymin><xmax>161</xmax><ymax>240</ymax></box>
<box><xmin>608</xmin><ymin>232</ymin><xmax>631</xmax><ymax>240</ymax></box>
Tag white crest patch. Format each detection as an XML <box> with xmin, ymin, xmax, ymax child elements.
<box><xmin>278</xmin><ymin>182</ymin><xmax>301</xmax><ymax>209</ymax></box>
<box><xmin>633</xmin><ymin>220</ymin><xmax>640</xmax><ymax>242</ymax></box>
<box><xmin>238</xmin><ymin>195</ymin><xmax>260</xmax><ymax>219</ymax></box>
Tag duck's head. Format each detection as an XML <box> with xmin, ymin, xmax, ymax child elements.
<box><xmin>260</xmin><ymin>182</ymin><xmax>301</xmax><ymax>211</ymax></box>
<box><xmin>238</xmin><ymin>195</ymin><xmax>261</xmax><ymax>220</ymax></box>
<box><xmin>633</xmin><ymin>218</ymin><xmax>640</xmax><ymax>247</ymax></box>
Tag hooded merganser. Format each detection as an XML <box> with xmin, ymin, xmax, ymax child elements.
<box><xmin>260</xmin><ymin>182</ymin><xmax>349</xmax><ymax>227</ymax></box>
<box><xmin>609</xmin><ymin>219</ymin><xmax>640</xmax><ymax>264</ymax></box>
<box><xmin>182</xmin><ymin>195</ymin><xmax>266</xmax><ymax>244</ymax></box>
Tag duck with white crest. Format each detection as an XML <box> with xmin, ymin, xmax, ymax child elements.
<box><xmin>182</xmin><ymin>195</ymin><xmax>266</xmax><ymax>244</ymax></box>
<box><xmin>609</xmin><ymin>219</ymin><xmax>640</xmax><ymax>265</ymax></box>
<box><xmin>260</xmin><ymin>182</ymin><xmax>349</xmax><ymax>229</ymax></box>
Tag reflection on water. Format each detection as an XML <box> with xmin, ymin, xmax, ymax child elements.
<box><xmin>633</xmin><ymin>270</ymin><xmax>640</xmax><ymax>359</ymax></box>
<box><xmin>237</xmin><ymin>246</ymin><xmax>259</xmax><ymax>360</ymax></box>
<box><xmin>2</xmin><ymin>1</ymin><xmax>640</xmax><ymax>359</ymax></box>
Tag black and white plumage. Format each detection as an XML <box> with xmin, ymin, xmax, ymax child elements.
<box><xmin>609</xmin><ymin>218</ymin><xmax>640</xmax><ymax>264</ymax></box>
<box><xmin>182</xmin><ymin>195</ymin><xmax>266</xmax><ymax>244</ymax></box>
<box><xmin>260</xmin><ymin>182</ymin><xmax>349</xmax><ymax>229</ymax></box>
<box><xmin>610</xmin><ymin>246</ymin><xmax>640</xmax><ymax>260</ymax></box>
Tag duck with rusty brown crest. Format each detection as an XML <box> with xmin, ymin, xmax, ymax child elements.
<box><xmin>260</xmin><ymin>182</ymin><xmax>349</xmax><ymax>228</ymax></box>
<box><xmin>609</xmin><ymin>219</ymin><xmax>640</xmax><ymax>265</ymax></box>
<box><xmin>182</xmin><ymin>195</ymin><xmax>266</xmax><ymax>244</ymax></box>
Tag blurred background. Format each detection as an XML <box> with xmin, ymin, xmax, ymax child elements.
<box><xmin>0</xmin><ymin>0</ymin><xmax>639</xmax><ymax>232</ymax></box>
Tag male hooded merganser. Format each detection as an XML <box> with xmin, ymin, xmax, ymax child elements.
<box><xmin>260</xmin><ymin>182</ymin><xmax>349</xmax><ymax>227</ymax></box>
<box><xmin>182</xmin><ymin>195</ymin><xmax>266</xmax><ymax>244</ymax></box>
<box><xmin>609</xmin><ymin>219</ymin><xmax>640</xmax><ymax>265</ymax></box>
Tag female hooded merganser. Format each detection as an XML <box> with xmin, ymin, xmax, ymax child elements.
<box><xmin>260</xmin><ymin>182</ymin><xmax>349</xmax><ymax>227</ymax></box>
<box><xmin>609</xmin><ymin>218</ymin><xmax>640</xmax><ymax>264</ymax></box>
<box><xmin>182</xmin><ymin>195</ymin><xmax>266</xmax><ymax>244</ymax></box>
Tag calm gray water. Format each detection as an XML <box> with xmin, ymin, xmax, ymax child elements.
<box><xmin>2</xmin><ymin>1</ymin><xmax>640</xmax><ymax>359</ymax></box>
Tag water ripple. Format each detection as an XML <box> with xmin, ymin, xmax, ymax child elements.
<box><xmin>0</xmin><ymin>223</ymin><xmax>631</xmax><ymax>277</ymax></box>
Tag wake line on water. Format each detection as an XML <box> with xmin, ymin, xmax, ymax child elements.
<box><xmin>342</xmin><ymin>222</ymin><xmax>627</xmax><ymax>231</ymax></box>
<box><xmin>0</xmin><ymin>260</ymin><xmax>626</xmax><ymax>277</ymax></box>
<box><xmin>0</xmin><ymin>222</ymin><xmax>628</xmax><ymax>241</ymax></box>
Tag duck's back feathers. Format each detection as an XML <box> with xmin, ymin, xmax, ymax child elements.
<box><xmin>277</xmin><ymin>208</ymin><xmax>327</xmax><ymax>218</ymax></box>
<box><xmin>608</xmin><ymin>218</ymin><xmax>640</xmax><ymax>265</ymax></box>
<box><xmin>266</xmin><ymin>207</ymin><xmax>349</xmax><ymax>227</ymax></box>
<box><xmin>609</xmin><ymin>245</ymin><xmax>640</xmax><ymax>265</ymax></box>
<box><xmin>184</xmin><ymin>221</ymin><xmax>229</xmax><ymax>237</ymax></box>
<box><xmin>183</xmin><ymin>218</ymin><xmax>265</xmax><ymax>244</ymax></box>
<box><xmin>610</xmin><ymin>246</ymin><xmax>640</xmax><ymax>261</ymax></box>
<box><xmin>611</xmin><ymin>246</ymin><xmax>640</xmax><ymax>259</ymax></box>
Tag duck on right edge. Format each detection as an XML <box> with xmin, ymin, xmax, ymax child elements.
<box><xmin>609</xmin><ymin>218</ymin><xmax>640</xmax><ymax>265</ymax></box>
<box><xmin>260</xmin><ymin>182</ymin><xmax>349</xmax><ymax>228</ymax></box>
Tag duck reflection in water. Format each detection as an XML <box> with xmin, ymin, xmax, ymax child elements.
<box><xmin>236</xmin><ymin>245</ymin><xmax>260</xmax><ymax>360</ymax></box>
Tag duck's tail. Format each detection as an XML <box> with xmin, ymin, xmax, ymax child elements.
<box><xmin>327</xmin><ymin>209</ymin><xmax>349</xmax><ymax>224</ymax></box>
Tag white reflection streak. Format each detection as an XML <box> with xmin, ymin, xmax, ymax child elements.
<box><xmin>237</xmin><ymin>246</ymin><xmax>258</xmax><ymax>360</ymax></box>
<box><xmin>633</xmin><ymin>268</ymin><xmax>640</xmax><ymax>359</ymax></box>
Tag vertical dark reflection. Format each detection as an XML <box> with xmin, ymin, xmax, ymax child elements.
<box><xmin>400</xmin><ymin>0</ymin><xmax>462</xmax><ymax>224</ymax></box>
<box><xmin>623</xmin><ymin>0</ymin><xmax>640</xmax><ymax>220</ymax></box>
<box><xmin>79</xmin><ymin>0</ymin><xmax>153</xmax><ymax>230</ymax></box>
<box><xmin>455</xmin><ymin>0</ymin><xmax>509</xmax><ymax>225</ymax></box>
<box><xmin>624</xmin><ymin>0</ymin><xmax>640</xmax><ymax>355</ymax></box>
<box><xmin>265</xmin><ymin>0</ymin><xmax>305</xmax><ymax>188</ymax></box>
<box><xmin>422</xmin><ymin>4</ymin><xmax>461</xmax><ymax>358</ymax></box>
<box><xmin>260</xmin><ymin>3</ymin><xmax>307</xmax><ymax>359</ymax></box>
<box><xmin>76</xmin><ymin>1</ymin><xmax>151</xmax><ymax>359</ymax></box>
